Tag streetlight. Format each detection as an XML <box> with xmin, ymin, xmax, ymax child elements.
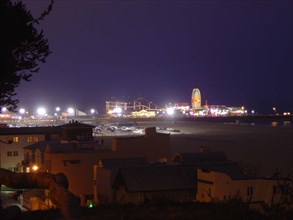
<box><xmin>167</xmin><ymin>107</ymin><xmax>174</xmax><ymax>115</ymax></box>
<box><xmin>37</xmin><ymin>107</ymin><xmax>46</xmax><ymax>116</ymax></box>
<box><xmin>19</xmin><ymin>108</ymin><xmax>26</xmax><ymax>114</ymax></box>
<box><xmin>32</xmin><ymin>164</ymin><xmax>39</xmax><ymax>172</ymax></box>
<box><xmin>1</xmin><ymin>107</ymin><xmax>7</xmax><ymax>113</ymax></box>
<box><xmin>67</xmin><ymin>107</ymin><xmax>75</xmax><ymax>116</ymax></box>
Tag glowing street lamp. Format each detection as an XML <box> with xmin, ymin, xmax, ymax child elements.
<box><xmin>67</xmin><ymin>107</ymin><xmax>75</xmax><ymax>116</ymax></box>
<box><xmin>1</xmin><ymin>107</ymin><xmax>7</xmax><ymax>112</ymax></box>
<box><xmin>166</xmin><ymin>107</ymin><xmax>174</xmax><ymax>115</ymax></box>
<box><xmin>113</xmin><ymin>107</ymin><xmax>122</xmax><ymax>114</ymax></box>
<box><xmin>37</xmin><ymin>107</ymin><xmax>46</xmax><ymax>116</ymax></box>
<box><xmin>19</xmin><ymin>108</ymin><xmax>26</xmax><ymax>114</ymax></box>
<box><xmin>55</xmin><ymin>107</ymin><xmax>61</xmax><ymax>112</ymax></box>
<box><xmin>90</xmin><ymin>109</ymin><xmax>95</xmax><ymax>114</ymax></box>
<box><xmin>32</xmin><ymin>164</ymin><xmax>39</xmax><ymax>172</ymax></box>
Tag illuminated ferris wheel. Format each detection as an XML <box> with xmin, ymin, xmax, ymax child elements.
<box><xmin>191</xmin><ymin>88</ymin><xmax>201</xmax><ymax>110</ymax></box>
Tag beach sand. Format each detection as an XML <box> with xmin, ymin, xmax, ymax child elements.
<box><xmin>138</xmin><ymin>121</ymin><xmax>293</xmax><ymax>177</ymax></box>
<box><xmin>99</xmin><ymin>121</ymin><xmax>293</xmax><ymax>178</ymax></box>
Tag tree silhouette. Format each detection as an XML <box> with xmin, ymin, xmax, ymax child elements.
<box><xmin>0</xmin><ymin>0</ymin><xmax>53</xmax><ymax>112</ymax></box>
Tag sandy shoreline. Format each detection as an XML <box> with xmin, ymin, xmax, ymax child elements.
<box><xmin>99</xmin><ymin>121</ymin><xmax>293</xmax><ymax>178</ymax></box>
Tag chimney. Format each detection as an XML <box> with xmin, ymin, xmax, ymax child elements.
<box><xmin>145</xmin><ymin>127</ymin><xmax>156</xmax><ymax>138</ymax></box>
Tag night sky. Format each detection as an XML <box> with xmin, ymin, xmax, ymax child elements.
<box><xmin>16</xmin><ymin>0</ymin><xmax>292</xmax><ymax>114</ymax></box>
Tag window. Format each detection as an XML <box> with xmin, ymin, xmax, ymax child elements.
<box><xmin>13</xmin><ymin>136</ymin><xmax>19</xmax><ymax>143</ymax></box>
<box><xmin>27</xmin><ymin>136</ymin><xmax>39</xmax><ymax>142</ymax></box>
<box><xmin>27</xmin><ymin>136</ymin><xmax>33</xmax><ymax>142</ymax></box>
<box><xmin>7</xmin><ymin>151</ymin><xmax>12</xmax><ymax>157</ymax></box>
<box><xmin>13</xmin><ymin>151</ymin><xmax>18</xmax><ymax>156</ymax></box>
<box><xmin>247</xmin><ymin>186</ymin><xmax>253</xmax><ymax>196</ymax></box>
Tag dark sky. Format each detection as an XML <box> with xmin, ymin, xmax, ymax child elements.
<box><xmin>17</xmin><ymin>0</ymin><xmax>293</xmax><ymax>114</ymax></box>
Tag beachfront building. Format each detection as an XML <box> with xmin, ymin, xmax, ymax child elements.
<box><xmin>93</xmin><ymin>151</ymin><xmax>241</xmax><ymax>205</ymax></box>
<box><xmin>23</xmin><ymin>127</ymin><xmax>171</xmax><ymax>206</ymax></box>
<box><xmin>23</xmin><ymin>138</ymin><xmax>112</xmax><ymax>206</ymax></box>
<box><xmin>196</xmin><ymin>169</ymin><xmax>287</xmax><ymax>205</ymax></box>
<box><xmin>0</xmin><ymin>121</ymin><xmax>95</xmax><ymax>172</ymax></box>
<box><xmin>0</xmin><ymin>126</ymin><xmax>61</xmax><ymax>171</ymax></box>
<box><xmin>112</xmin><ymin>165</ymin><xmax>196</xmax><ymax>205</ymax></box>
<box><xmin>93</xmin><ymin>157</ymin><xmax>148</xmax><ymax>204</ymax></box>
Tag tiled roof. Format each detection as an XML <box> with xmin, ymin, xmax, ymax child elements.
<box><xmin>114</xmin><ymin>165</ymin><xmax>196</xmax><ymax>192</ymax></box>
<box><xmin>23</xmin><ymin>141</ymin><xmax>93</xmax><ymax>153</ymax></box>
<box><xmin>98</xmin><ymin>157</ymin><xmax>148</xmax><ymax>184</ymax></box>
<box><xmin>0</xmin><ymin>126</ymin><xmax>60</xmax><ymax>135</ymax></box>
<box><xmin>99</xmin><ymin>157</ymin><xmax>148</xmax><ymax>169</ymax></box>
<box><xmin>173</xmin><ymin>152</ymin><xmax>228</xmax><ymax>164</ymax></box>
<box><xmin>23</xmin><ymin>141</ymin><xmax>58</xmax><ymax>151</ymax></box>
<box><xmin>193</xmin><ymin>161</ymin><xmax>243</xmax><ymax>177</ymax></box>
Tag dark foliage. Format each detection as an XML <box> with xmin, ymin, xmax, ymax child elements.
<box><xmin>2</xmin><ymin>201</ymin><xmax>291</xmax><ymax>220</ymax></box>
<box><xmin>0</xmin><ymin>0</ymin><xmax>53</xmax><ymax>112</ymax></box>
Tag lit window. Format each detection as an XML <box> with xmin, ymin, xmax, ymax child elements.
<box><xmin>27</xmin><ymin>136</ymin><xmax>38</xmax><ymax>142</ymax></box>
<box><xmin>13</xmin><ymin>136</ymin><xmax>19</xmax><ymax>143</ymax></box>
<box><xmin>27</xmin><ymin>136</ymin><xmax>33</xmax><ymax>142</ymax></box>
<box><xmin>7</xmin><ymin>151</ymin><xmax>12</xmax><ymax>157</ymax></box>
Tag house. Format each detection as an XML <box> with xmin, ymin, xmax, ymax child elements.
<box><xmin>172</xmin><ymin>151</ymin><xmax>243</xmax><ymax>177</ymax></box>
<box><xmin>23</xmin><ymin>127</ymin><xmax>171</xmax><ymax>206</ymax></box>
<box><xmin>93</xmin><ymin>157</ymin><xmax>148</xmax><ymax>204</ymax></box>
<box><xmin>112</xmin><ymin>164</ymin><xmax>197</xmax><ymax>205</ymax></box>
<box><xmin>0</xmin><ymin>120</ymin><xmax>94</xmax><ymax>172</ymax></box>
<box><xmin>92</xmin><ymin>151</ymin><xmax>243</xmax><ymax>205</ymax></box>
<box><xmin>23</xmin><ymin>139</ymin><xmax>113</xmax><ymax>206</ymax></box>
<box><xmin>0</xmin><ymin>126</ymin><xmax>60</xmax><ymax>171</ymax></box>
<box><xmin>196</xmin><ymin>169</ymin><xmax>288</xmax><ymax>205</ymax></box>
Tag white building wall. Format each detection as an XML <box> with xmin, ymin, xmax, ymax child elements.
<box><xmin>196</xmin><ymin>169</ymin><xmax>280</xmax><ymax>205</ymax></box>
<box><xmin>0</xmin><ymin>134</ymin><xmax>44</xmax><ymax>171</ymax></box>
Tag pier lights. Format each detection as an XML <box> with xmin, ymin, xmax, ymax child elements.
<box><xmin>67</xmin><ymin>107</ymin><xmax>75</xmax><ymax>116</ymax></box>
<box><xmin>166</xmin><ymin>107</ymin><xmax>174</xmax><ymax>115</ymax></box>
<box><xmin>37</xmin><ymin>107</ymin><xmax>47</xmax><ymax>116</ymax></box>
<box><xmin>19</xmin><ymin>108</ymin><xmax>26</xmax><ymax>114</ymax></box>
<box><xmin>1</xmin><ymin>107</ymin><xmax>7</xmax><ymax>112</ymax></box>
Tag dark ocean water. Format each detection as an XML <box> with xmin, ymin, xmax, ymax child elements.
<box><xmin>181</xmin><ymin>115</ymin><xmax>292</xmax><ymax>128</ymax></box>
